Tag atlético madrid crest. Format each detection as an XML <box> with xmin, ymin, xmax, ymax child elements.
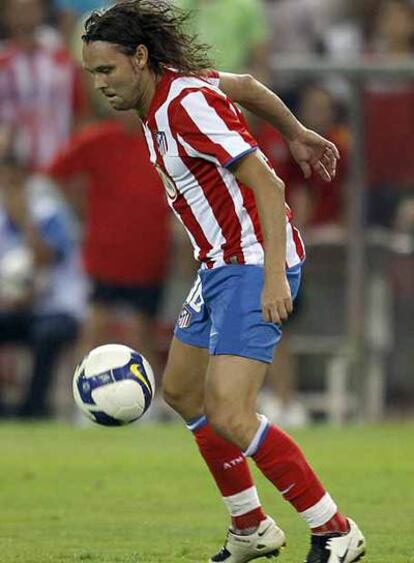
<box><xmin>178</xmin><ymin>306</ymin><xmax>192</xmax><ymax>329</ymax></box>
<box><xmin>156</xmin><ymin>131</ymin><xmax>168</xmax><ymax>156</ymax></box>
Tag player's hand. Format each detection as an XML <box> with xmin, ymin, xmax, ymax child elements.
<box><xmin>288</xmin><ymin>128</ymin><xmax>340</xmax><ymax>182</ymax></box>
<box><xmin>261</xmin><ymin>271</ymin><xmax>293</xmax><ymax>324</ymax></box>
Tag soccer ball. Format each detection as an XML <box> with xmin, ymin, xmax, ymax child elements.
<box><xmin>73</xmin><ymin>344</ymin><xmax>155</xmax><ymax>426</ymax></box>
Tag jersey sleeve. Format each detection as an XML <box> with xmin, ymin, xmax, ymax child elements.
<box><xmin>174</xmin><ymin>87</ymin><xmax>258</xmax><ymax>168</ymax></box>
<box><xmin>204</xmin><ymin>69</ymin><xmax>220</xmax><ymax>89</ymax></box>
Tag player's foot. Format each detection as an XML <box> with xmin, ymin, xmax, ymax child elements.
<box><xmin>209</xmin><ymin>516</ymin><xmax>286</xmax><ymax>562</ymax></box>
<box><xmin>304</xmin><ymin>518</ymin><xmax>366</xmax><ymax>563</ymax></box>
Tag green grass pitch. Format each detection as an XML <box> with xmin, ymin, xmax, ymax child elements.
<box><xmin>0</xmin><ymin>421</ymin><xmax>413</xmax><ymax>562</ymax></box>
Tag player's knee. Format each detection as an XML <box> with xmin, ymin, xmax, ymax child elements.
<box><xmin>162</xmin><ymin>382</ymin><xmax>183</xmax><ymax>411</ymax></box>
<box><xmin>207</xmin><ymin>407</ymin><xmax>250</xmax><ymax>447</ymax></box>
<box><xmin>162</xmin><ymin>381</ymin><xmax>203</xmax><ymax>418</ymax></box>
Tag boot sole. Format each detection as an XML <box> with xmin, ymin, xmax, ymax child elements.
<box><xmin>351</xmin><ymin>551</ymin><xmax>366</xmax><ymax>562</ymax></box>
<box><xmin>248</xmin><ymin>541</ymin><xmax>286</xmax><ymax>561</ymax></box>
<box><xmin>209</xmin><ymin>541</ymin><xmax>286</xmax><ymax>562</ymax></box>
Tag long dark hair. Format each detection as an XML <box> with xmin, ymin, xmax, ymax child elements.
<box><xmin>82</xmin><ymin>0</ymin><xmax>213</xmax><ymax>75</ymax></box>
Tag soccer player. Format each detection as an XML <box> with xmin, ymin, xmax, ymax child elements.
<box><xmin>81</xmin><ymin>2</ymin><xmax>367</xmax><ymax>562</ymax></box>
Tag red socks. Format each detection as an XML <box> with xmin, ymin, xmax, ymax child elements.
<box><xmin>252</xmin><ymin>424</ymin><xmax>326</xmax><ymax>511</ymax></box>
<box><xmin>189</xmin><ymin>415</ymin><xmax>348</xmax><ymax>535</ymax></box>
<box><xmin>251</xmin><ymin>422</ymin><xmax>348</xmax><ymax>534</ymax></box>
<box><xmin>311</xmin><ymin>512</ymin><xmax>349</xmax><ymax>535</ymax></box>
<box><xmin>192</xmin><ymin>419</ymin><xmax>266</xmax><ymax>530</ymax></box>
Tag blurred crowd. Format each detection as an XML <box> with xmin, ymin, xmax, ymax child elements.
<box><xmin>0</xmin><ymin>0</ymin><xmax>413</xmax><ymax>422</ymax></box>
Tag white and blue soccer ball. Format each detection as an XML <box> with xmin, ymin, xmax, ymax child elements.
<box><xmin>73</xmin><ymin>344</ymin><xmax>155</xmax><ymax>426</ymax></box>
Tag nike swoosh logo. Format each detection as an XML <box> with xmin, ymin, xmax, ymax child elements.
<box><xmin>280</xmin><ymin>483</ymin><xmax>295</xmax><ymax>495</ymax></box>
<box><xmin>338</xmin><ymin>547</ymin><xmax>350</xmax><ymax>562</ymax></box>
<box><xmin>258</xmin><ymin>524</ymin><xmax>272</xmax><ymax>538</ymax></box>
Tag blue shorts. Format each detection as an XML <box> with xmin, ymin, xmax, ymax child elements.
<box><xmin>174</xmin><ymin>264</ymin><xmax>302</xmax><ymax>363</ymax></box>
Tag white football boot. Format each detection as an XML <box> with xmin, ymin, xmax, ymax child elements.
<box><xmin>209</xmin><ymin>516</ymin><xmax>286</xmax><ymax>562</ymax></box>
<box><xmin>304</xmin><ymin>518</ymin><xmax>366</xmax><ymax>563</ymax></box>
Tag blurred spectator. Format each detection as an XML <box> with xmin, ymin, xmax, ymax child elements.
<box><xmin>257</xmin><ymin>84</ymin><xmax>349</xmax><ymax>233</ymax></box>
<box><xmin>364</xmin><ymin>0</ymin><xmax>414</xmax><ymax>227</ymax></box>
<box><xmin>0</xmin><ymin>0</ymin><xmax>62</xmax><ymax>47</ymax></box>
<box><xmin>255</xmin><ymin>84</ymin><xmax>349</xmax><ymax>426</ymax></box>
<box><xmin>264</xmin><ymin>0</ymin><xmax>329</xmax><ymax>57</ymax></box>
<box><xmin>262</xmin><ymin>0</ymin><xmax>347</xmax><ymax>105</ymax></box>
<box><xmin>0</xmin><ymin>152</ymin><xmax>86</xmax><ymax>419</ymax></box>
<box><xmin>321</xmin><ymin>0</ymin><xmax>380</xmax><ymax>60</ymax></box>
<box><xmin>47</xmin><ymin>110</ymin><xmax>171</xmax><ymax>381</ymax></box>
<box><xmin>0</xmin><ymin>0</ymin><xmax>89</xmax><ymax>170</ymax></box>
<box><xmin>53</xmin><ymin>0</ymin><xmax>111</xmax><ymax>45</ymax></box>
<box><xmin>174</xmin><ymin>0</ymin><xmax>269</xmax><ymax>78</ymax></box>
<box><xmin>367</xmin><ymin>0</ymin><xmax>414</xmax><ymax>56</ymax></box>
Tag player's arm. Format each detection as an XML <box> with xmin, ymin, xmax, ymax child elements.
<box><xmin>218</xmin><ymin>72</ymin><xmax>340</xmax><ymax>182</ymax></box>
<box><xmin>230</xmin><ymin>151</ymin><xmax>292</xmax><ymax>324</ymax></box>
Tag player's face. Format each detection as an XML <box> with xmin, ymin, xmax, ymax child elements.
<box><xmin>83</xmin><ymin>41</ymin><xmax>148</xmax><ymax>111</ymax></box>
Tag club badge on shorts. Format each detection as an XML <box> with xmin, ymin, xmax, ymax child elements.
<box><xmin>178</xmin><ymin>306</ymin><xmax>192</xmax><ymax>329</ymax></box>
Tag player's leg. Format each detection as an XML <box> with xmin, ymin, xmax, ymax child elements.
<box><xmin>204</xmin><ymin>264</ymin><xmax>365</xmax><ymax>563</ymax></box>
<box><xmin>162</xmin><ymin>275</ymin><xmax>267</xmax><ymax>538</ymax></box>
<box><xmin>206</xmin><ymin>353</ymin><xmax>336</xmax><ymax>522</ymax></box>
<box><xmin>206</xmin><ymin>354</ymin><xmax>365</xmax><ymax>562</ymax></box>
<box><xmin>162</xmin><ymin>336</ymin><xmax>207</xmax><ymax>420</ymax></box>
<box><xmin>163</xmin><ymin>337</ymin><xmax>270</xmax><ymax>547</ymax></box>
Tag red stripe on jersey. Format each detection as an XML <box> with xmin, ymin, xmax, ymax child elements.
<box><xmin>292</xmin><ymin>225</ymin><xmax>306</xmax><ymax>262</ymax></box>
<box><xmin>166</xmin><ymin>97</ymin><xmax>247</xmax><ymax>265</ymax></box>
<box><xmin>151</xmin><ymin>151</ymin><xmax>215</xmax><ymax>264</ymax></box>
<box><xmin>240</xmin><ymin>182</ymin><xmax>264</xmax><ymax>245</ymax></box>
<box><xmin>172</xmin><ymin>91</ymin><xmax>232</xmax><ymax>165</ymax></box>
<box><xmin>171</xmin><ymin>87</ymin><xmax>257</xmax><ymax>167</ymax></box>
<box><xmin>182</xmin><ymin>156</ymin><xmax>246</xmax><ymax>265</ymax></box>
<box><xmin>171</xmin><ymin>193</ymin><xmax>214</xmax><ymax>265</ymax></box>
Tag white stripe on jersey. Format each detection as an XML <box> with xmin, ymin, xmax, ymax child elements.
<box><xmin>153</xmin><ymin>80</ymin><xmax>229</xmax><ymax>261</ymax></box>
<box><xmin>286</xmin><ymin>220</ymin><xmax>303</xmax><ymax>268</ymax></box>
<box><xmin>142</xmin><ymin>123</ymin><xmax>158</xmax><ymax>162</ymax></box>
<box><xmin>217</xmin><ymin>166</ymin><xmax>264</xmax><ymax>262</ymax></box>
<box><xmin>180</xmin><ymin>90</ymin><xmax>253</xmax><ymax>164</ymax></box>
<box><xmin>143</xmin><ymin>121</ymin><xmax>209</xmax><ymax>262</ymax></box>
<box><xmin>177</xmin><ymin>133</ymin><xmax>220</xmax><ymax>166</ymax></box>
<box><xmin>153</xmin><ymin>73</ymin><xmax>226</xmax><ymax>157</ymax></box>
<box><xmin>174</xmin><ymin>132</ymin><xmax>264</xmax><ymax>266</ymax></box>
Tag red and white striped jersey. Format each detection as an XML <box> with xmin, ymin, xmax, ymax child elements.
<box><xmin>143</xmin><ymin>68</ymin><xmax>305</xmax><ymax>269</ymax></box>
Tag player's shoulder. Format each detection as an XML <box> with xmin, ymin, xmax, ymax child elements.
<box><xmin>170</xmin><ymin>74</ymin><xmax>226</xmax><ymax>111</ymax></box>
<box><xmin>150</xmin><ymin>68</ymin><xmax>227</xmax><ymax>129</ymax></box>
<box><xmin>164</xmin><ymin>68</ymin><xmax>222</xmax><ymax>102</ymax></box>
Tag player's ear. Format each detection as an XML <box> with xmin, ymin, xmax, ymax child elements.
<box><xmin>134</xmin><ymin>44</ymin><xmax>148</xmax><ymax>69</ymax></box>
